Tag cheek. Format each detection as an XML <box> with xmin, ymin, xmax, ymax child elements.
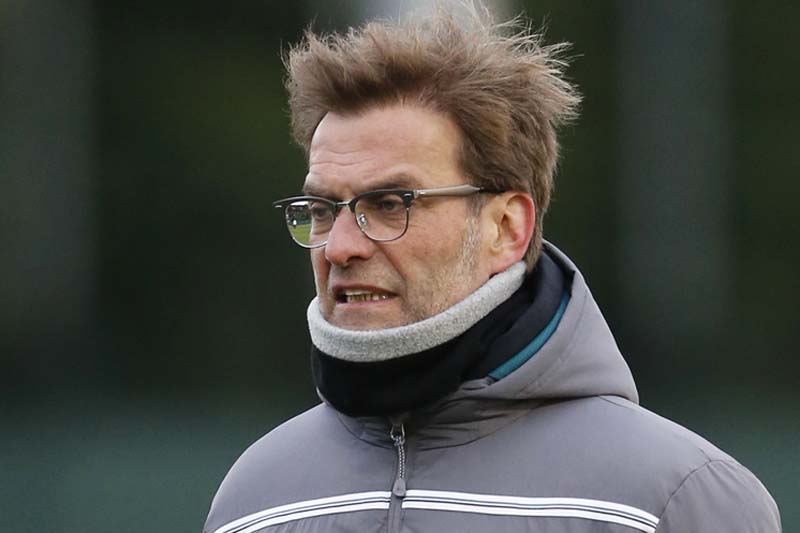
<box><xmin>310</xmin><ymin>251</ymin><xmax>329</xmax><ymax>289</ymax></box>
<box><xmin>411</xmin><ymin>213</ymin><xmax>466</xmax><ymax>254</ymax></box>
<box><xmin>387</xmin><ymin>230</ymin><xmax>459</xmax><ymax>282</ymax></box>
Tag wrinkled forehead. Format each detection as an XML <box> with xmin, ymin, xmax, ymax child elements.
<box><xmin>304</xmin><ymin>107</ymin><xmax>463</xmax><ymax>197</ymax></box>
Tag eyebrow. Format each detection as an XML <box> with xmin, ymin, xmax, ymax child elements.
<box><xmin>302</xmin><ymin>173</ymin><xmax>422</xmax><ymax>198</ymax></box>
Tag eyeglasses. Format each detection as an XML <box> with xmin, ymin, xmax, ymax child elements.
<box><xmin>273</xmin><ymin>184</ymin><xmax>504</xmax><ymax>248</ymax></box>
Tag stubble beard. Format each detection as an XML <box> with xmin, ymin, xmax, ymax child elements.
<box><xmin>402</xmin><ymin>215</ymin><xmax>482</xmax><ymax>324</ymax></box>
<box><xmin>316</xmin><ymin>216</ymin><xmax>483</xmax><ymax>330</ymax></box>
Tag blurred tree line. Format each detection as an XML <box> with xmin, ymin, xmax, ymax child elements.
<box><xmin>5</xmin><ymin>0</ymin><xmax>798</xmax><ymax>403</ymax></box>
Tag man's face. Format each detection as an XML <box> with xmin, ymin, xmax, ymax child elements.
<box><xmin>304</xmin><ymin>105</ymin><xmax>494</xmax><ymax>330</ymax></box>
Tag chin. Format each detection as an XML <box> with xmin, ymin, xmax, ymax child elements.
<box><xmin>331</xmin><ymin>317</ymin><xmax>402</xmax><ymax>331</ymax></box>
<box><xmin>328</xmin><ymin>309</ymin><xmax>410</xmax><ymax>331</ymax></box>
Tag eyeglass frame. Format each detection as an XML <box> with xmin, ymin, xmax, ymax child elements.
<box><xmin>272</xmin><ymin>183</ymin><xmax>506</xmax><ymax>249</ymax></box>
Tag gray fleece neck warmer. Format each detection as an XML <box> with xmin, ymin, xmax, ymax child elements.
<box><xmin>307</xmin><ymin>261</ymin><xmax>526</xmax><ymax>362</ymax></box>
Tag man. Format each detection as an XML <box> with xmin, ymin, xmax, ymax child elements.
<box><xmin>204</xmin><ymin>6</ymin><xmax>781</xmax><ymax>533</ymax></box>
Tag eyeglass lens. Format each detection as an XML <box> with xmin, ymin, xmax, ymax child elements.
<box><xmin>284</xmin><ymin>193</ymin><xmax>409</xmax><ymax>247</ymax></box>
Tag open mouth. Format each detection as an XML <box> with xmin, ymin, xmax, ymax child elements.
<box><xmin>336</xmin><ymin>289</ymin><xmax>394</xmax><ymax>304</ymax></box>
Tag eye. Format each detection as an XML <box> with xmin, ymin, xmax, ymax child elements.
<box><xmin>309</xmin><ymin>202</ymin><xmax>332</xmax><ymax>221</ymax></box>
<box><xmin>371</xmin><ymin>194</ymin><xmax>404</xmax><ymax>213</ymax></box>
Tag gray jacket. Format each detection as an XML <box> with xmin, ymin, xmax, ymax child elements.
<box><xmin>204</xmin><ymin>245</ymin><xmax>781</xmax><ymax>533</ymax></box>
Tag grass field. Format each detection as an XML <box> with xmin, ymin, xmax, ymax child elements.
<box><xmin>288</xmin><ymin>222</ymin><xmax>312</xmax><ymax>244</ymax></box>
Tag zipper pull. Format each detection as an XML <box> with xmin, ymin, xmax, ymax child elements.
<box><xmin>392</xmin><ymin>477</ymin><xmax>407</xmax><ymax>497</ymax></box>
<box><xmin>390</xmin><ymin>421</ymin><xmax>407</xmax><ymax>497</ymax></box>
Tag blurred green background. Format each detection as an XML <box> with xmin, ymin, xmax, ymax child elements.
<box><xmin>1</xmin><ymin>1</ymin><xmax>797</xmax><ymax>531</ymax></box>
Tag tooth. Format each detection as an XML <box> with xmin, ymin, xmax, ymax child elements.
<box><xmin>342</xmin><ymin>290</ymin><xmax>391</xmax><ymax>303</ymax></box>
<box><xmin>346</xmin><ymin>293</ymin><xmax>382</xmax><ymax>302</ymax></box>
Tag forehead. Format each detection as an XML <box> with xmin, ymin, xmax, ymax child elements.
<box><xmin>304</xmin><ymin>105</ymin><xmax>462</xmax><ymax>195</ymax></box>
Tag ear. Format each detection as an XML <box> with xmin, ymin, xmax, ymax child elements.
<box><xmin>481</xmin><ymin>192</ymin><xmax>535</xmax><ymax>275</ymax></box>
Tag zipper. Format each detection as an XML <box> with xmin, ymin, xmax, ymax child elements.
<box><xmin>387</xmin><ymin>418</ymin><xmax>407</xmax><ymax>532</ymax></box>
<box><xmin>390</xmin><ymin>421</ymin><xmax>407</xmax><ymax>497</ymax></box>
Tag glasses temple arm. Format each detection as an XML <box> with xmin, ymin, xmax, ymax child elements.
<box><xmin>415</xmin><ymin>184</ymin><xmax>487</xmax><ymax>198</ymax></box>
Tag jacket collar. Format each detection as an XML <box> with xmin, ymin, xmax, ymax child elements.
<box><xmin>333</xmin><ymin>242</ymin><xmax>638</xmax><ymax>449</ymax></box>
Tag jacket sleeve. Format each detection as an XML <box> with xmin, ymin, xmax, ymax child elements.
<box><xmin>655</xmin><ymin>459</ymin><xmax>781</xmax><ymax>533</ymax></box>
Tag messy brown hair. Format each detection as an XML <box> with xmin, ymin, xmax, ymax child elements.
<box><xmin>285</xmin><ymin>3</ymin><xmax>580</xmax><ymax>269</ymax></box>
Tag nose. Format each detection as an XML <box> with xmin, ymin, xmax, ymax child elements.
<box><xmin>324</xmin><ymin>209</ymin><xmax>376</xmax><ymax>267</ymax></box>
